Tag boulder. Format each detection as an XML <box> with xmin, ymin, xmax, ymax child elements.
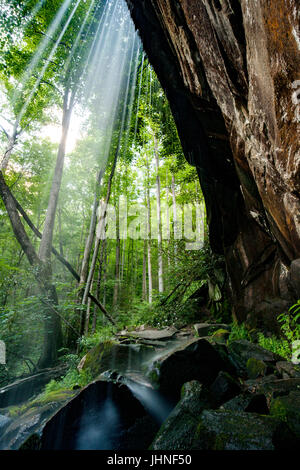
<box><xmin>222</xmin><ymin>393</ymin><xmax>269</xmax><ymax>415</ymax></box>
<box><xmin>150</xmin><ymin>381</ymin><xmax>212</xmax><ymax>450</ymax></box>
<box><xmin>194</xmin><ymin>409</ymin><xmax>297</xmax><ymax>450</ymax></box>
<box><xmin>155</xmin><ymin>339</ymin><xmax>230</xmax><ymax>401</ymax></box>
<box><xmin>270</xmin><ymin>391</ymin><xmax>300</xmax><ymax>438</ymax></box>
<box><xmin>228</xmin><ymin>339</ymin><xmax>282</xmax><ymax>375</ymax></box>
<box><xmin>209</xmin><ymin>371</ymin><xmax>241</xmax><ymax>406</ymax></box>
<box><xmin>246</xmin><ymin>378</ymin><xmax>300</xmax><ymax>405</ymax></box>
<box><xmin>246</xmin><ymin>357</ymin><xmax>267</xmax><ymax>379</ymax></box>
<box><xmin>78</xmin><ymin>341</ymin><xmax>156</xmax><ymax>379</ymax></box>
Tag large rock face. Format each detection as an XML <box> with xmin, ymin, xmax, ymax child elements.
<box><xmin>126</xmin><ymin>0</ymin><xmax>300</xmax><ymax>326</ymax></box>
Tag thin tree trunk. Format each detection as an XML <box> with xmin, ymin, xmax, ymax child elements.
<box><xmin>0</xmin><ymin>118</ymin><xmax>20</xmax><ymax>171</ymax></box>
<box><xmin>147</xmin><ymin>179</ymin><xmax>152</xmax><ymax>304</ymax></box>
<box><xmin>58</xmin><ymin>206</ymin><xmax>64</xmax><ymax>257</ymax></box>
<box><xmin>102</xmin><ymin>241</ymin><xmax>108</xmax><ymax>308</ymax></box>
<box><xmin>172</xmin><ymin>174</ymin><xmax>178</xmax><ymax>265</ymax></box>
<box><xmin>154</xmin><ymin>139</ymin><xmax>163</xmax><ymax>293</ymax></box>
<box><xmin>113</xmin><ymin>199</ymin><xmax>120</xmax><ymax>308</ymax></box>
<box><xmin>92</xmin><ymin>239</ymin><xmax>105</xmax><ymax>333</ymax></box>
<box><xmin>84</xmin><ymin>296</ymin><xmax>92</xmax><ymax>336</ymax></box>
<box><xmin>79</xmin><ymin>167</ymin><xmax>104</xmax><ymax>289</ymax></box>
<box><xmin>142</xmin><ymin>239</ymin><xmax>147</xmax><ymax>301</ymax></box>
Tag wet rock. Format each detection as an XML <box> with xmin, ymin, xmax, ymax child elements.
<box><xmin>246</xmin><ymin>378</ymin><xmax>300</xmax><ymax>405</ymax></box>
<box><xmin>209</xmin><ymin>371</ymin><xmax>241</xmax><ymax>406</ymax></box>
<box><xmin>270</xmin><ymin>391</ymin><xmax>300</xmax><ymax>438</ymax></box>
<box><xmin>0</xmin><ymin>389</ymin><xmax>77</xmax><ymax>450</ymax></box>
<box><xmin>194</xmin><ymin>409</ymin><xmax>297</xmax><ymax>450</ymax></box>
<box><xmin>40</xmin><ymin>380</ymin><xmax>159</xmax><ymax>450</ymax></box>
<box><xmin>155</xmin><ymin>339</ymin><xmax>230</xmax><ymax>401</ymax></box>
<box><xmin>222</xmin><ymin>393</ymin><xmax>269</xmax><ymax>415</ymax></box>
<box><xmin>0</xmin><ymin>414</ymin><xmax>11</xmax><ymax>433</ymax></box>
<box><xmin>117</xmin><ymin>326</ymin><xmax>177</xmax><ymax>341</ymax></box>
<box><xmin>78</xmin><ymin>341</ymin><xmax>156</xmax><ymax>379</ymax></box>
<box><xmin>194</xmin><ymin>323</ymin><xmax>230</xmax><ymax>337</ymax></box>
<box><xmin>246</xmin><ymin>357</ymin><xmax>267</xmax><ymax>379</ymax></box>
<box><xmin>228</xmin><ymin>339</ymin><xmax>282</xmax><ymax>375</ymax></box>
<box><xmin>150</xmin><ymin>381</ymin><xmax>212</xmax><ymax>450</ymax></box>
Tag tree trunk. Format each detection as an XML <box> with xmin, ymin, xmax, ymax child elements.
<box><xmin>142</xmin><ymin>239</ymin><xmax>147</xmax><ymax>301</ymax></box>
<box><xmin>172</xmin><ymin>174</ymin><xmax>178</xmax><ymax>265</ymax></box>
<box><xmin>0</xmin><ymin>171</ymin><xmax>63</xmax><ymax>368</ymax></box>
<box><xmin>147</xmin><ymin>180</ymin><xmax>152</xmax><ymax>304</ymax></box>
<box><xmin>154</xmin><ymin>139</ymin><xmax>163</xmax><ymax>293</ymax></box>
<box><xmin>113</xmin><ymin>200</ymin><xmax>120</xmax><ymax>308</ymax></box>
<box><xmin>82</xmin><ymin>149</ymin><xmax>118</xmax><ymax>309</ymax></box>
<box><xmin>38</xmin><ymin>86</ymin><xmax>75</xmax><ymax>263</ymax></box>
<box><xmin>79</xmin><ymin>167</ymin><xmax>104</xmax><ymax>290</ymax></box>
<box><xmin>0</xmin><ymin>118</ymin><xmax>20</xmax><ymax>171</ymax></box>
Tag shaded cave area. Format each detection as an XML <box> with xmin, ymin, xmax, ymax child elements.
<box><xmin>125</xmin><ymin>0</ymin><xmax>300</xmax><ymax>329</ymax></box>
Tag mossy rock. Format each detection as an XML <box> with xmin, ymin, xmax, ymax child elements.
<box><xmin>270</xmin><ymin>391</ymin><xmax>300</xmax><ymax>438</ymax></box>
<box><xmin>79</xmin><ymin>341</ymin><xmax>155</xmax><ymax>379</ymax></box>
<box><xmin>150</xmin><ymin>381</ymin><xmax>212</xmax><ymax>450</ymax></box>
<box><xmin>246</xmin><ymin>357</ymin><xmax>267</xmax><ymax>379</ymax></box>
<box><xmin>211</xmin><ymin>329</ymin><xmax>230</xmax><ymax>344</ymax></box>
<box><xmin>194</xmin><ymin>409</ymin><xmax>297</xmax><ymax>450</ymax></box>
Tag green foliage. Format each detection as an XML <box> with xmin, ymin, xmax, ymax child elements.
<box><xmin>44</xmin><ymin>367</ymin><xmax>93</xmax><ymax>394</ymax></box>
<box><xmin>78</xmin><ymin>326</ymin><xmax>116</xmax><ymax>353</ymax></box>
<box><xmin>257</xmin><ymin>333</ymin><xmax>291</xmax><ymax>360</ymax></box>
<box><xmin>228</xmin><ymin>322</ymin><xmax>252</xmax><ymax>343</ymax></box>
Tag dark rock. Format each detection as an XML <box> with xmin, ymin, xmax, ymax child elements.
<box><xmin>289</xmin><ymin>259</ymin><xmax>300</xmax><ymax>298</ymax></box>
<box><xmin>40</xmin><ymin>380</ymin><xmax>159</xmax><ymax>450</ymax></box>
<box><xmin>276</xmin><ymin>361</ymin><xmax>300</xmax><ymax>378</ymax></box>
<box><xmin>222</xmin><ymin>393</ymin><xmax>269</xmax><ymax>415</ymax></box>
<box><xmin>228</xmin><ymin>339</ymin><xmax>282</xmax><ymax>374</ymax></box>
<box><xmin>150</xmin><ymin>381</ymin><xmax>212</xmax><ymax>450</ymax></box>
<box><xmin>194</xmin><ymin>409</ymin><xmax>298</xmax><ymax>450</ymax></box>
<box><xmin>210</xmin><ymin>371</ymin><xmax>241</xmax><ymax>406</ymax></box>
<box><xmin>0</xmin><ymin>390</ymin><xmax>77</xmax><ymax>450</ymax></box>
<box><xmin>246</xmin><ymin>378</ymin><xmax>300</xmax><ymax>405</ymax></box>
<box><xmin>270</xmin><ymin>391</ymin><xmax>300</xmax><ymax>438</ymax></box>
<box><xmin>156</xmin><ymin>339</ymin><xmax>230</xmax><ymax>401</ymax></box>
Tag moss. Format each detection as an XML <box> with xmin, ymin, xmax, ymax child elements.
<box><xmin>211</xmin><ymin>328</ymin><xmax>230</xmax><ymax>343</ymax></box>
<box><xmin>8</xmin><ymin>389</ymin><xmax>76</xmax><ymax>418</ymax></box>
<box><xmin>246</xmin><ymin>357</ymin><xmax>267</xmax><ymax>379</ymax></box>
